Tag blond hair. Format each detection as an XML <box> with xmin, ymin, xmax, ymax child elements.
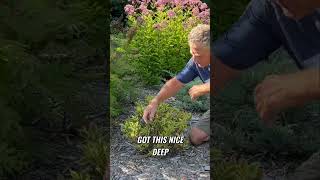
<box><xmin>188</xmin><ymin>24</ymin><xmax>210</xmax><ymax>48</ymax></box>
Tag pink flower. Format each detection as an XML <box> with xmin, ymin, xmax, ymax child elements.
<box><xmin>182</xmin><ymin>0</ymin><xmax>188</xmax><ymax>6</ymax></box>
<box><xmin>200</xmin><ymin>3</ymin><xmax>208</xmax><ymax>10</ymax></box>
<box><xmin>157</xmin><ymin>5</ymin><xmax>165</xmax><ymax>11</ymax></box>
<box><xmin>152</xmin><ymin>21</ymin><xmax>168</xmax><ymax>30</ymax></box>
<box><xmin>156</xmin><ymin>0</ymin><xmax>169</xmax><ymax>7</ymax></box>
<box><xmin>167</xmin><ymin>10</ymin><xmax>176</xmax><ymax>18</ymax></box>
<box><xmin>192</xmin><ymin>7</ymin><xmax>199</xmax><ymax>16</ymax></box>
<box><xmin>143</xmin><ymin>0</ymin><xmax>151</xmax><ymax>4</ymax></box>
<box><xmin>189</xmin><ymin>0</ymin><xmax>201</xmax><ymax>5</ymax></box>
<box><xmin>173</xmin><ymin>0</ymin><xmax>182</xmax><ymax>7</ymax></box>
<box><xmin>124</xmin><ymin>5</ymin><xmax>135</xmax><ymax>15</ymax></box>
<box><xmin>139</xmin><ymin>4</ymin><xmax>149</xmax><ymax>15</ymax></box>
<box><xmin>153</xmin><ymin>23</ymin><xmax>161</xmax><ymax>30</ymax></box>
<box><xmin>129</xmin><ymin>0</ymin><xmax>139</xmax><ymax>5</ymax></box>
<box><xmin>198</xmin><ymin>9</ymin><xmax>209</xmax><ymax>19</ymax></box>
<box><xmin>198</xmin><ymin>9</ymin><xmax>210</xmax><ymax>24</ymax></box>
<box><xmin>203</xmin><ymin>18</ymin><xmax>210</xmax><ymax>24</ymax></box>
<box><xmin>140</xmin><ymin>0</ymin><xmax>151</xmax><ymax>6</ymax></box>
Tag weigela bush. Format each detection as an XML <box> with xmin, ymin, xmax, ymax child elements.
<box><xmin>124</xmin><ymin>0</ymin><xmax>210</xmax><ymax>85</ymax></box>
<box><xmin>122</xmin><ymin>96</ymin><xmax>192</xmax><ymax>156</ymax></box>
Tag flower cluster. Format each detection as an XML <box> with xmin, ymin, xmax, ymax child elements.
<box><xmin>123</xmin><ymin>0</ymin><xmax>210</xmax><ymax>85</ymax></box>
<box><xmin>124</xmin><ymin>0</ymin><xmax>210</xmax><ymax>24</ymax></box>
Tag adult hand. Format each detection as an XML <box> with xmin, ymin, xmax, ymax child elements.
<box><xmin>142</xmin><ymin>100</ymin><xmax>159</xmax><ymax>123</ymax></box>
<box><xmin>189</xmin><ymin>84</ymin><xmax>209</xmax><ymax>101</ymax></box>
<box><xmin>254</xmin><ymin>70</ymin><xmax>320</xmax><ymax>126</ymax></box>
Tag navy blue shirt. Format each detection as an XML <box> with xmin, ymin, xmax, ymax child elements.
<box><xmin>176</xmin><ymin>58</ymin><xmax>210</xmax><ymax>84</ymax></box>
<box><xmin>212</xmin><ymin>0</ymin><xmax>320</xmax><ymax>70</ymax></box>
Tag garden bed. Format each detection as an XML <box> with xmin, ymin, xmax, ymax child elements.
<box><xmin>110</xmin><ymin>88</ymin><xmax>210</xmax><ymax>179</ymax></box>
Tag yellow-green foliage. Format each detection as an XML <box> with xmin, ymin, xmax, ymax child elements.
<box><xmin>70</xmin><ymin>170</ymin><xmax>91</xmax><ymax>180</ymax></box>
<box><xmin>122</xmin><ymin>96</ymin><xmax>192</xmax><ymax>156</ymax></box>
<box><xmin>80</xmin><ymin>126</ymin><xmax>108</xmax><ymax>178</ymax></box>
<box><xmin>211</xmin><ymin>149</ymin><xmax>263</xmax><ymax>180</ymax></box>
<box><xmin>69</xmin><ymin>126</ymin><xmax>108</xmax><ymax>180</ymax></box>
<box><xmin>126</xmin><ymin>5</ymin><xmax>202</xmax><ymax>85</ymax></box>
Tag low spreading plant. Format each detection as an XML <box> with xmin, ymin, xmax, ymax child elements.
<box><xmin>211</xmin><ymin>148</ymin><xmax>263</xmax><ymax>180</ymax></box>
<box><xmin>70</xmin><ymin>170</ymin><xmax>91</xmax><ymax>180</ymax></box>
<box><xmin>80</xmin><ymin>126</ymin><xmax>108</xmax><ymax>177</ymax></box>
<box><xmin>69</xmin><ymin>125</ymin><xmax>108</xmax><ymax>179</ymax></box>
<box><xmin>174</xmin><ymin>78</ymin><xmax>210</xmax><ymax>112</ymax></box>
<box><xmin>122</xmin><ymin>96</ymin><xmax>192</xmax><ymax>156</ymax></box>
<box><xmin>124</xmin><ymin>0</ymin><xmax>210</xmax><ymax>85</ymax></box>
<box><xmin>212</xmin><ymin>52</ymin><xmax>320</xmax><ymax>159</ymax></box>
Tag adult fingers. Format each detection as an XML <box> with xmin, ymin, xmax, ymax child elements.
<box><xmin>258</xmin><ymin>98</ymin><xmax>279</xmax><ymax>127</ymax></box>
<box><xmin>255</xmin><ymin>75</ymin><xmax>279</xmax><ymax>97</ymax></box>
<box><xmin>189</xmin><ymin>86</ymin><xmax>196</xmax><ymax>95</ymax></box>
<box><xmin>191</xmin><ymin>94</ymin><xmax>198</xmax><ymax>101</ymax></box>
<box><xmin>149</xmin><ymin>108</ymin><xmax>156</xmax><ymax>122</ymax></box>
<box><xmin>143</xmin><ymin>108</ymin><xmax>150</xmax><ymax>122</ymax></box>
<box><xmin>143</xmin><ymin>106</ymin><xmax>154</xmax><ymax>122</ymax></box>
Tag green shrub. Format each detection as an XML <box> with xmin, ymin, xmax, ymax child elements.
<box><xmin>122</xmin><ymin>96</ymin><xmax>192</xmax><ymax>156</ymax></box>
<box><xmin>110</xmin><ymin>74</ymin><xmax>124</xmax><ymax>117</ymax></box>
<box><xmin>124</xmin><ymin>0</ymin><xmax>209</xmax><ymax>85</ymax></box>
<box><xmin>0</xmin><ymin>97</ymin><xmax>27</xmax><ymax>176</ymax></box>
<box><xmin>211</xmin><ymin>148</ymin><xmax>263</xmax><ymax>180</ymax></box>
<box><xmin>68</xmin><ymin>126</ymin><xmax>108</xmax><ymax>180</ymax></box>
<box><xmin>110</xmin><ymin>34</ymin><xmax>137</xmax><ymax>118</ymax></box>
<box><xmin>0</xmin><ymin>0</ymin><xmax>107</xmax><ymax>176</ymax></box>
<box><xmin>79</xmin><ymin>126</ymin><xmax>108</xmax><ymax>178</ymax></box>
<box><xmin>212</xmin><ymin>160</ymin><xmax>263</xmax><ymax>180</ymax></box>
<box><xmin>70</xmin><ymin>170</ymin><xmax>91</xmax><ymax>180</ymax></box>
<box><xmin>0</xmin><ymin>143</ymin><xmax>27</xmax><ymax>176</ymax></box>
<box><xmin>0</xmin><ymin>39</ymin><xmax>58</xmax><ymax>175</ymax></box>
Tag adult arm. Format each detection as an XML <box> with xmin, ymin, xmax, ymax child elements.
<box><xmin>143</xmin><ymin>59</ymin><xmax>197</xmax><ymax>122</ymax></box>
<box><xmin>142</xmin><ymin>77</ymin><xmax>184</xmax><ymax>123</ymax></box>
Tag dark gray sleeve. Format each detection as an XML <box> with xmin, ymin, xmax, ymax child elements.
<box><xmin>176</xmin><ymin>59</ymin><xmax>198</xmax><ymax>84</ymax></box>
